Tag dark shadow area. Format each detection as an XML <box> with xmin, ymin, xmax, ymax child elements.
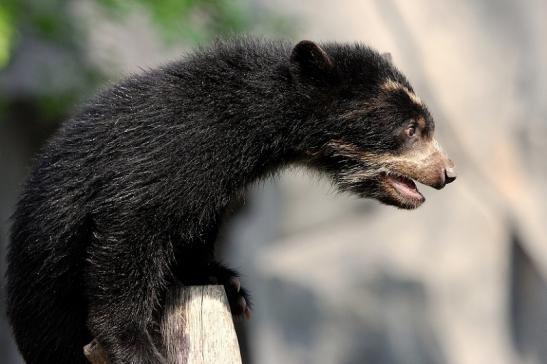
<box><xmin>509</xmin><ymin>230</ymin><xmax>547</xmax><ymax>363</ymax></box>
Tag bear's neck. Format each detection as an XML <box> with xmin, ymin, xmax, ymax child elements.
<box><xmin>162</xmin><ymin>57</ymin><xmax>321</xmax><ymax>222</ymax></box>
<box><xmin>169</xmin><ymin>59</ymin><xmax>319</xmax><ymax>184</ymax></box>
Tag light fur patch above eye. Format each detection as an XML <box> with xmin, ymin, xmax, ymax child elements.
<box><xmin>416</xmin><ymin>116</ymin><xmax>426</xmax><ymax>129</ymax></box>
<box><xmin>326</xmin><ymin>138</ymin><xmax>442</xmax><ymax>174</ymax></box>
<box><xmin>382</xmin><ymin>79</ymin><xmax>422</xmax><ymax>106</ymax></box>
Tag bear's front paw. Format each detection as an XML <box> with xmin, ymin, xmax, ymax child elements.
<box><xmin>206</xmin><ymin>263</ymin><xmax>251</xmax><ymax>319</ymax></box>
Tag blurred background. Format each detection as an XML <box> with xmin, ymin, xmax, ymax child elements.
<box><xmin>1</xmin><ymin>0</ymin><xmax>547</xmax><ymax>363</ymax></box>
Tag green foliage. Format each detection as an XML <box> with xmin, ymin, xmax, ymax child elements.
<box><xmin>0</xmin><ymin>0</ymin><xmax>256</xmax><ymax>70</ymax></box>
<box><xmin>0</xmin><ymin>0</ymin><xmax>295</xmax><ymax>125</ymax></box>
<box><xmin>0</xmin><ymin>6</ymin><xmax>13</xmax><ymax>68</ymax></box>
<box><xmin>0</xmin><ymin>0</ymin><xmax>81</xmax><ymax>70</ymax></box>
<box><xmin>0</xmin><ymin>0</ymin><xmax>19</xmax><ymax>69</ymax></box>
<box><xmin>0</xmin><ymin>0</ymin><xmax>295</xmax><ymax>70</ymax></box>
<box><xmin>96</xmin><ymin>0</ymin><xmax>253</xmax><ymax>44</ymax></box>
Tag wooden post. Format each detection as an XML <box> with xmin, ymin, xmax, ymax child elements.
<box><xmin>84</xmin><ymin>285</ymin><xmax>242</xmax><ymax>364</ymax></box>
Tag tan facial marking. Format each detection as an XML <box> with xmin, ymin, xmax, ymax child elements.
<box><xmin>326</xmin><ymin>138</ymin><xmax>448</xmax><ymax>188</ymax></box>
<box><xmin>382</xmin><ymin>79</ymin><xmax>422</xmax><ymax>106</ymax></box>
<box><xmin>364</xmin><ymin>138</ymin><xmax>446</xmax><ymax>188</ymax></box>
<box><xmin>416</xmin><ymin>116</ymin><xmax>426</xmax><ymax>129</ymax></box>
<box><xmin>327</xmin><ymin>138</ymin><xmax>442</xmax><ymax>165</ymax></box>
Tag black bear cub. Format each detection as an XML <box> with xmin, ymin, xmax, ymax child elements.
<box><xmin>7</xmin><ymin>38</ymin><xmax>455</xmax><ymax>363</ymax></box>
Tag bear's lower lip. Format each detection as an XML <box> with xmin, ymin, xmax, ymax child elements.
<box><xmin>384</xmin><ymin>174</ymin><xmax>424</xmax><ymax>202</ymax></box>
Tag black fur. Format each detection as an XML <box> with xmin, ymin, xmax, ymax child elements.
<box><xmin>6</xmin><ymin>38</ymin><xmax>431</xmax><ymax>363</ymax></box>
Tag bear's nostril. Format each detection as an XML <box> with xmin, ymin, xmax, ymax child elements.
<box><xmin>444</xmin><ymin>166</ymin><xmax>457</xmax><ymax>184</ymax></box>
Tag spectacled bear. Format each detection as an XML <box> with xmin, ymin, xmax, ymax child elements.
<box><xmin>6</xmin><ymin>38</ymin><xmax>456</xmax><ymax>363</ymax></box>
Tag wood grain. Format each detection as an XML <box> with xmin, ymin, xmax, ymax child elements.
<box><xmin>84</xmin><ymin>285</ymin><xmax>242</xmax><ymax>364</ymax></box>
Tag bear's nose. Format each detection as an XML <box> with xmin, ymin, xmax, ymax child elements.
<box><xmin>444</xmin><ymin>165</ymin><xmax>457</xmax><ymax>184</ymax></box>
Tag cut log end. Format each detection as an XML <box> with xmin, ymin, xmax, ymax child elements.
<box><xmin>84</xmin><ymin>285</ymin><xmax>242</xmax><ymax>364</ymax></box>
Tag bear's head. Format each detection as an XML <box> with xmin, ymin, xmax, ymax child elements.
<box><xmin>290</xmin><ymin>40</ymin><xmax>456</xmax><ymax>209</ymax></box>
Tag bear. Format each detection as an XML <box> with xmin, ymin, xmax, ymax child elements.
<box><xmin>6</xmin><ymin>38</ymin><xmax>456</xmax><ymax>364</ymax></box>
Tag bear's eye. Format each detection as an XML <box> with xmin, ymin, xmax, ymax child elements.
<box><xmin>405</xmin><ymin>124</ymin><xmax>416</xmax><ymax>138</ymax></box>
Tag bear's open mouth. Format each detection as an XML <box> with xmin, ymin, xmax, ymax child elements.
<box><xmin>382</xmin><ymin>172</ymin><xmax>425</xmax><ymax>204</ymax></box>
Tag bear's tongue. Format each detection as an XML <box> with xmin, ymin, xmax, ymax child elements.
<box><xmin>386</xmin><ymin>174</ymin><xmax>422</xmax><ymax>199</ymax></box>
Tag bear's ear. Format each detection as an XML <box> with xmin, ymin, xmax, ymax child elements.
<box><xmin>381</xmin><ymin>52</ymin><xmax>392</xmax><ymax>63</ymax></box>
<box><xmin>289</xmin><ymin>40</ymin><xmax>333</xmax><ymax>79</ymax></box>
